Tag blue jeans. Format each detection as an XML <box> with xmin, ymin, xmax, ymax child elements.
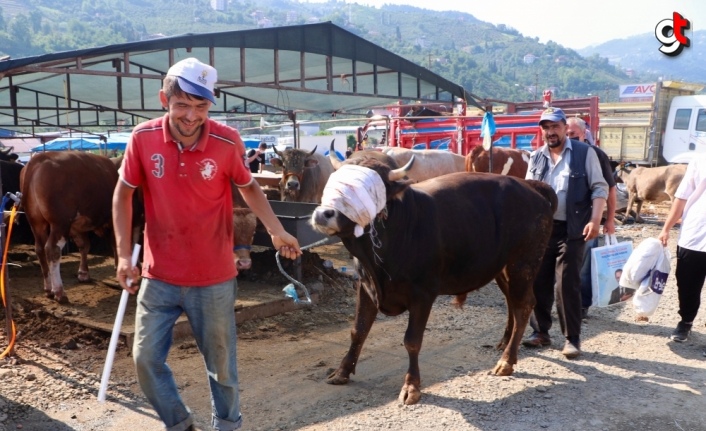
<box><xmin>133</xmin><ymin>277</ymin><xmax>242</xmax><ymax>431</ymax></box>
<box><xmin>580</xmin><ymin>237</ymin><xmax>598</xmax><ymax>309</ymax></box>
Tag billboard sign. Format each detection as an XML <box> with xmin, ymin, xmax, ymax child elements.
<box><xmin>619</xmin><ymin>84</ymin><xmax>656</xmax><ymax>102</ymax></box>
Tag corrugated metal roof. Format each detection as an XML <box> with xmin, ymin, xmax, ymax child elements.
<box><xmin>0</xmin><ymin>22</ymin><xmax>471</xmax><ymax>133</ymax></box>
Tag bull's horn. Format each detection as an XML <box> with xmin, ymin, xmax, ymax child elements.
<box><xmin>308</xmin><ymin>145</ymin><xmax>317</xmax><ymax>156</ymax></box>
<box><xmin>273</xmin><ymin>144</ymin><xmax>283</xmax><ymax>157</ymax></box>
<box><xmin>329</xmin><ymin>139</ymin><xmax>343</xmax><ymax>170</ymax></box>
<box><xmin>388</xmin><ymin>155</ymin><xmax>414</xmax><ymax>181</ymax></box>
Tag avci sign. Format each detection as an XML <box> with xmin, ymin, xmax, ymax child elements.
<box><xmin>619</xmin><ymin>83</ymin><xmax>656</xmax><ymax>101</ymax></box>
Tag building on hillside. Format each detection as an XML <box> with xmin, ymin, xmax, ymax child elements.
<box><xmin>523</xmin><ymin>54</ymin><xmax>536</xmax><ymax>65</ymax></box>
<box><xmin>210</xmin><ymin>0</ymin><xmax>226</xmax><ymax>11</ymax></box>
<box><xmin>286</xmin><ymin>11</ymin><xmax>299</xmax><ymax>23</ymax></box>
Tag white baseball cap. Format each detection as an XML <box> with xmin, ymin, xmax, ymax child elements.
<box><xmin>166</xmin><ymin>57</ymin><xmax>217</xmax><ymax>104</ymax></box>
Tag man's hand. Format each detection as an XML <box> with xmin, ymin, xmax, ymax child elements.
<box><xmin>272</xmin><ymin>232</ymin><xmax>302</xmax><ymax>260</ymax></box>
<box><xmin>583</xmin><ymin>221</ymin><xmax>601</xmax><ymax>241</ymax></box>
<box><xmin>116</xmin><ymin>257</ymin><xmax>141</xmax><ymax>294</ymax></box>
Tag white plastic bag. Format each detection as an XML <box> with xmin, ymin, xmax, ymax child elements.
<box><xmin>631</xmin><ymin>244</ymin><xmax>671</xmax><ymax>319</ymax></box>
<box><xmin>591</xmin><ymin>234</ymin><xmax>634</xmax><ymax>307</ymax></box>
<box><xmin>619</xmin><ymin>238</ymin><xmax>664</xmax><ymax>289</ymax></box>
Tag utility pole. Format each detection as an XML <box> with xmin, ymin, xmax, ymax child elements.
<box><xmin>534</xmin><ymin>72</ymin><xmax>539</xmax><ymax>101</ymax></box>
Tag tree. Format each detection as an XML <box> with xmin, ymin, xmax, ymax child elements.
<box><xmin>9</xmin><ymin>15</ymin><xmax>32</xmax><ymax>48</ymax></box>
<box><xmin>29</xmin><ymin>10</ymin><xmax>43</xmax><ymax>33</ymax></box>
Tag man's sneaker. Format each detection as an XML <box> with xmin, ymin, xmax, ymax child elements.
<box><xmin>562</xmin><ymin>338</ymin><xmax>581</xmax><ymax>359</ymax></box>
<box><xmin>671</xmin><ymin>322</ymin><xmax>692</xmax><ymax>342</ymax></box>
<box><xmin>522</xmin><ymin>331</ymin><xmax>551</xmax><ymax>347</ymax></box>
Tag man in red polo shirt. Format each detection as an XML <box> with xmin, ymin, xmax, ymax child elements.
<box><xmin>112</xmin><ymin>57</ymin><xmax>301</xmax><ymax>431</ymax></box>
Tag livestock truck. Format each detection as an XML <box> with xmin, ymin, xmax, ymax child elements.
<box><xmin>360</xmin><ymin>94</ymin><xmax>600</xmax><ymax>156</ymax></box>
<box><xmin>598</xmin><ymin>80</ymin><xmax>705</xmax><ymax>166</ymax></box>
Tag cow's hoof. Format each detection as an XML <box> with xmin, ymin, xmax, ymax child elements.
<box><xmin>77</xmin><ymin>271</ymin><xmax>91</xmax><ymax>282</ymax></box>
<box><xmin>326</xmin><ymin>371</ymin><xmax>350</xmax><ymax>385</ymax></box>
<box><xmin>55</xmin><ymin>295</ymin><xmax>70</xmax><ymax>305</ymax></box>
<box><xmin>493</xmin><ymin>360</ymin><xmax>514</xmax><ymax>376</ymax></box>
<box><xmin>398</xmin><ymin>385</ymin><xmax>421</xmax><ymax>405</ymax></box>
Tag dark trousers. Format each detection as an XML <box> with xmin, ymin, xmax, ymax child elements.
<box><xmin>531</xmin><ymin>221</ymin><xmax>585</xmax><ymax>339</ymax></box>
<box><xmin>676</xmin><ymin>246</ymin><xmax>706</xmax><ymax>323</ymax></box>
<box><xmin>579</xmin><ymin>237</ymin><xmax>599</xmax><ymax>308</ymax></box>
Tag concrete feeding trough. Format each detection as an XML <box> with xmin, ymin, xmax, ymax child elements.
<box><xmin>254</xmin><ymin>201</ymin><xmax>339</xmax><ymax>249</ymax></box>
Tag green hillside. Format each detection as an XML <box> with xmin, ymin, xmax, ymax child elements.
<box><xmin>0</xmin><ymin>0</ymin><xmax>650</xmax><ymax>102</ymax></box>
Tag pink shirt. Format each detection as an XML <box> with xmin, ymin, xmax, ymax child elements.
<box><xmin>120</xmin><ymin>114</ymin><xmax>252</xmax><ymax>285</ymax></box>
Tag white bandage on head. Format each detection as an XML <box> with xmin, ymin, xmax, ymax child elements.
<box><xmin>320</xmin><ymin>164</ymin><xmax>387</xmax><ymax>237</ymax></box>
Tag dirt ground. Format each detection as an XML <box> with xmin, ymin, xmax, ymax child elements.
<box><xmin>0</xmin><ymin>202</ymin><xmax>705</xmax><ymax>431</ymax></box>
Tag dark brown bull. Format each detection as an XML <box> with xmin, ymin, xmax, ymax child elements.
<box><xmin>269</xmin><ymin>144</ymin><xmax>334</xmax><ymax>203</ymax></box>
<box><xmin>20</xmin><ymin>152</ymin><xmax>120</xmax><ymax>303</ymax></box>
<box><xmin>311</xmin><ymin>153</ymin><xmax>557</xmax><ymax>404</ymax></box>
<box><xmin>465</xmin><ymin>145</ymin><xmax>530</xmax><ymax>178</ymax></box>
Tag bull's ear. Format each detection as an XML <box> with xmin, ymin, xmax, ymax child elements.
<box><xmin>270</xmin><ymin>157</ymin><xmax>282</xmax><ymax>168</ymax></box>
<box><xmin>388</xmin><ymin>179</ymin><xmax>412</xmax><ymax>200</ymax></box>
<box><xmin>304</xmin><ymin>158</ymin><xmax>320</xmax><ymax>168</ymax></box>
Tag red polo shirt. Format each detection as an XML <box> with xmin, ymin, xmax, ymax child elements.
<box><xmin>120</xmin><ymin>114</ymin><xmax>252</xmax><ymax>286</ymax></box>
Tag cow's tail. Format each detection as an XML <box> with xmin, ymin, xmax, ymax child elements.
<box><xmin>524</xmin><ymin>179</ymin><xmax>558</xmax><ymax>215</ymax></box>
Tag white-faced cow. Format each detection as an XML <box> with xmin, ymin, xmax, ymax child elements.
<box><xmin>465</xmin><ymin>145</ymin><xmax>530</xmax><ymax>178</ymax></box>
<box><xmin>622</xmin><ymin>163</ymin><xmax>687</xmax><ymax>224</ymax></box>
<box><xmin>20</xmin><ymin>152</ymin><xmax>120</xmax><ymax>303</ymax></box>
<box><xmin>269</xmin><ymin>144</ymin><xmax>334</xmax><ymax>203</ymax></box>
<box><xmin>380</xmin><ymin>146</ymin><xmax>466</xmax><ymax>182</ymax></box>
<box><xmin>311</xmin><ymin>153</ymin><xmax>557</xmax><ymax>404</ymax></box>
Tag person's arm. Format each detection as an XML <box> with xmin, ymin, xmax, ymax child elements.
<box><xmin>112</xmin><ymin>180</ymin><xmax>140</xmax><ymax>293</ymax></box>
<box><xmin>238</xmin><ymin>180</ymin><xmax>302</xmax><ymax>259</ymax></box>
<box><xmin>603</xmin><ymin>186</ymin><xmax>617</xmax><ymax>235</ymax></box>
<box><xmin>246</xmin><ymin>149</ymin><xmax>261</xmax><ymax>164</ymax></box>
<box><xmin>584</xmin><ymin>148</ymin><xmax>608</xmax><ymax>241</ymax></box>
<box><xmin>658</xmin><ymin>197</ymin><xmax>687</xmax><ymax>246</ymax></box>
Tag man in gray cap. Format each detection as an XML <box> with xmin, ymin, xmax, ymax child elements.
<box><xmin>522</xmin><ymin>107</ymin><xmax>608</xmax><ymax>358</ymax></box>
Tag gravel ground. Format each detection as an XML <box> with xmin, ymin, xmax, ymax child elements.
<box><xmin>0</xmin><ymin>210</ymin><xmax>705</xmax><ymax>431</ymax></box>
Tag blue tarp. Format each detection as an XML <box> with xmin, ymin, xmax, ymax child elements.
<box><xmin>243</xmin><ymin>138</ymin><xmax>262</xmax><ymax>150</ymax></box>
<box><xmin>31</xmin><ymin>135</ymin><xmax>129</xmax><ymax>152</ymax></box>
<box><xmin>31</xmin><ymin>137</ymin><xmax>98</xmax><ymax>152</ymax></box>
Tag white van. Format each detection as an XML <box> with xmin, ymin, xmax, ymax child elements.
<box><xmin>662</xmin><ymin>95</ymin><xmax>706</xmax><ymax>164</ymax></box>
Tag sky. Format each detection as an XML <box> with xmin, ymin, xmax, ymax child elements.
<box><xmin>304</xmin><ymin>0</ymin><xmax>705</xmax><ymax>50</ymax></box>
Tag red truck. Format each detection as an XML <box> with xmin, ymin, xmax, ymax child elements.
<box><xmin>360</xmin><ymin>95</ymin><xmax>600</xmax><ymax>156</ymax></box>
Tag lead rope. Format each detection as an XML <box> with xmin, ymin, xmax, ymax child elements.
<box><xmin>276</xmin><ymin>237</ymin><xmax>331</xmax><ymax>304</ymax></box>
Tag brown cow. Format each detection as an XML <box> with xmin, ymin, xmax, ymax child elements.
<box><xmin>380</xmin><ymin>147</ymin><xmax>466</xmax><ymax>182</ymax></box>
<box><xmin>465</xmin><ymin>145</ymin><xmax>530</xmax><ymax>178</ymax></box>
<box><xmin>311</xmin><ymin>153</ymin><xmax>557</xmax><ymax>404</ymax></box>
<box><xmin>231</xmin><ymin>182</ymin><xmax>258</xmax><ymax>271</ymax></box>
<box><xmin>20</xmin><ymin>152</ymin><xmax>120</xmax><ymax>303</ymax></box>
<box><xmin>622</xmin><ymin>164</ymin><xmax>687</xmax><ymax>224</ymax></box>
<box><xmin>232</xmin><ymin>208</ymin><xmax>257</xmax><ymax>271</ymax></box>
<box><xmin>269</xmin><ymin>144</ymin><xmax>334</xmax><ymax>203</ymax></box>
